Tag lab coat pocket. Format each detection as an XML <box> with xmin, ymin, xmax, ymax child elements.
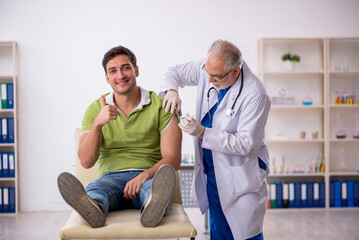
<box><xmin>230</xmin><ymin>159</ymin><xmax>266</xmax><ymax>196</ymax></box>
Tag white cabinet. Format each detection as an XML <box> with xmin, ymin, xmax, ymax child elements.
<box><xmin>259</xmin><ymin>38</ymin><xmax>359</xmax><ymax>209</ymax></box>
<box><xmin>0</xmin><ymin>42</ymin><xmax>18</xmax><ymax>214</ymax></box>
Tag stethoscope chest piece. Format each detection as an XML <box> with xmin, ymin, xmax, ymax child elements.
<box><xmin>226</xmin><ymin>108</ymin><xmax>235</xmax><ymax>117</ymax></box>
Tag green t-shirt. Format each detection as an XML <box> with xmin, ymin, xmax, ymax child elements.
<box><xmin>81</xmin><ymin>87</ymin><xmax>173</xmax><ymax>176</ymax></box>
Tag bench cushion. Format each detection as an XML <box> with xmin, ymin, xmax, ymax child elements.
<box><xmin>59</xmin><ymin>203</ymin><xmax>197</xmax><ymax>239</ymax></box>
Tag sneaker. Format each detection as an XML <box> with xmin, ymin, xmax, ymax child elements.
<box><xmin>57</xmin><ymin>172</ymin><xmax>106</xmax><ymax>228</ymax></box>
<box><xmin>140</xmin><ymin>164</ymin><xmax>176</xmax><ymax>227</ymax></box>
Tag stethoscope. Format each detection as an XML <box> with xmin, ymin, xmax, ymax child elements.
<box><xmin>207</xmin><ymin>67</ymin><xmax>244</xmax><ymax>119</ymax></box>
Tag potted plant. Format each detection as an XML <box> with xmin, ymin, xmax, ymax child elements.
<box><xmin>299</xmin><ymin>130</ymin><xmax>306</xmax><ymax>139</ymax></box>
<box><xmin>311</xmin><ymin>131</ymin><xmax>319</xmax><ymax>139</ymax></box>
<box><xmin>282</xmin><ymin>53</ymin><xmax>301</xmax><ymax>71</ymax></box>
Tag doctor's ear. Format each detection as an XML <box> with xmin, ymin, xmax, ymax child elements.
<box><xmin>233</xmin><ymin>66</ymin><xmax>241</xmax><ymax>76</ymax></box>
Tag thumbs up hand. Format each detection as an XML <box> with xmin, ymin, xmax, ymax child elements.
<box><xmin>94</xmin><ymin>95</ymin><xmax>118</xmax><ymax>127</ymax></box>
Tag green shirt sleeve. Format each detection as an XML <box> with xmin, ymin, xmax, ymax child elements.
<box><xmin>81</xmin><ymin>99</ymin><xmax>101</xmax><ymax>133</ymax></box>
<box><xmin>158</xmin><ymin>98</ymin><xmax>174</xmax><ymax>134</ymax></box>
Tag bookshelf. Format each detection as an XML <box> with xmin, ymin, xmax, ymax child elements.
<box><xmin>259</xmin><ymin>38</ymin><xmax>359</xmax><ymax>209</ymax></box>
<box><xmin>0</xmin><ymin>42</ymin><xmax>18</xmax><ymax>215</ymax></box>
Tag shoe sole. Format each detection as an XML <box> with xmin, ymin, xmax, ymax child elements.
<box><xmin>57</xmin><ymin>172</ymin><xmax>106</xmax><ymax>228</ymax></box>
<box><xmin>140</xmin><ymin>164</ymin><xmax>176</xmax><ymax>227</ymax></box>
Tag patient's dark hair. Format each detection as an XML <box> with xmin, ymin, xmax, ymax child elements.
<box><xmin>102</xmin><ymin>45</ymin><xmax>137</xmax><ymax>73</ymax></box>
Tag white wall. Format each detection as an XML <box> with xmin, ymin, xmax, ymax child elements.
<box><xmin>0</xmin><ymin>0</ymin><xmax>358</xmax><ymax>211</ymax></box>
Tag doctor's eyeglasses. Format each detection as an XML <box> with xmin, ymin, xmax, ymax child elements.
<box><xmin>202</xmin><ymin>64</ymin><xmax>236</xmax><ymax>81</ymax></box>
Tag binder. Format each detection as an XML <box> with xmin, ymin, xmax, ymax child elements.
<box><xmin>8</xmin><ymin>118</ymin><xmax>14</xmax><ymax>143</ymax></box>
<box><xmin>289</xmin><ymin>183</ymin><xmax>295</xmax><ymax>208</ymax></box>
<box><xmin>282</xmin><ymin>183</ymin><xmax>289</xmax><ymax>208</ymax></box>
<box><xmin>9</xmin><ymin>187</ymin><xmax>15</xmax><ymax>213</ymax></box>
<box><xmin>294</xmin><ymin>182</ymin><xmax>302</xmax><ymax>208</ymax></box>
<box><xmin>330</xmin><ymin>182</ymin><xmax>334</xmax><ymax>207</ymax></box>
<box><xmin>301</xmin><ymin>183</ymin><xmax>307</xmax><ymax>208</ymax></box>
<box><xmin>266</xmin><ymin>182</ymin><xmax>270</xmax><ymax>209</ymax></box>
<box><xmin>8</xmin><ymin>152</ymin><xmax>14</xmax><ymax>177</ymax></box>
<box><xmin>347</xmin><ymin>181</ymin><xmax>354</xmax><ymax>207</ymax></box>
<box><xmin>314</xmin><ymin>182</ymin><xmax>320</xmax><ymax>207</ymax></box>
<box><xmin>334</xmin><ymin>181</ymin><xmax>341</xmax><ymax>207</ymax></box>
<box><xmin>342</xmin><ymin>182</ymin><xmax>348</xmax><ymax>207</ymax></box>
<box><xmin>1</xmin><ymin>83</ymin><xmax>7</xmax><ymax>109</ymax></box>
<box><xmin>270</xmin><ymin>182</ymin><xmax>276</xmax><ymax>209</ymax></box>
<box><xmin>7</xmin><ymin>83</ymin><xmax>13</xmax><ymax>109</ymax></box>
<box><xmin>0</xmin><ymin>119</ymin><xmax>2</xmax><ymax>143</ymax></box>
<box><xmin>276</xmin><ymin>182</ymin><xmax>283</xmax><ymax>208</ymax></box>
<box><xmin>2</xmin><ymin>152</ymin><xmax>8</xmax><ymax>177</ymax></box>
<box><xmin>1</xmin><ymin>118</ymin><xmax>8</xmax><ymax>143</ymax></box>
<box><xmin>354</xmin><ymin>181</ymin><xmax>359</xmax><ymax>207</ymax></box>
<box><xmin>319</xmin><ymin>182</ymin><xmax>325</xmax><ymax>208</ymax></box>
<box><xmin>0</xmin><ymin>154</ymin><xmax>2</xmax><ymax>178</ymax></box>
<box><xmin>307</xmin><ymin>182</ymin><xmax>314</xmax><ymax>208</ymax></box>
<box><xmin>0</xmin><ymin>187</ymin><xmax>3</xmax><ymax>213</ymax></box>
<box><xmin>3</xmin><ymin>187</ymin><xmax>9</xmax><ymax>212</ymax></box>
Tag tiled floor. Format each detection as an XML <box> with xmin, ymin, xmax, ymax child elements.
<box><xmin>0</xmin><ymin>208</ymin><xmax>358</xmax><ymax>240</ymax></box>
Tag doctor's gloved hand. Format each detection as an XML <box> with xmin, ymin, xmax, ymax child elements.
<box><xmin>162</xmin><ymin>90</ymin><xmax>182</xmax><ymax>115</ymax></box>
<box><xmin>178</xmin><ymin>114</ymin><xmax>205</xmax><ymax>138</ymax></box>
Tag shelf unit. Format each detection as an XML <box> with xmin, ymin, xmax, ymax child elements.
<box><xmin>259</xmin><ymin>38</ymin><xmax>359</xmax><ymax>209</ymax></box>
<box><xmin>0</xmin><ymin>42</ymin><xmax>18</xmax><ymax>215</ymax></box>
<box><xmin>327</xmin><ymin>38</ymin><xmax>359</xmax><ymax>206</ymax></box>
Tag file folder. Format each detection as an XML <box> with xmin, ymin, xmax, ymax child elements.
<box><xmin>282</xmin><ymin>183</ymin><xmax>289</xmax><ymax>208</ymax></box>
<box><xmin>330</xmin><ymin>182</ymin><xmax>334</xmax><ymax>207</ymax></box>
<box><xmin>2</xmin><ymin>152</ymin><xmax>9</xmax><ymax>177</ymax></box>
<box><xmin>354</xmin><ymin>181</ymin><xmax>359</xmax><ymax>207</ymax></box>
<box><xmin>9</xmin><ymin>187</ymin><xmax>15</xmax><ymax>213</ymax></box>
<box><xmin>3</xmin><ymin>187</ymin><xmax>9</xmax><ymax>212</ymax></box>
<box><xmin>342</xmin><ymin>182</ymin><xmax>348</xmax><ymax>207</ymax></box>
<box><xmin>314</xmin><ymin>182</ymin><xmax>320</xmax><ymax>207</ymax></box>
<box><xmin>7</xmin><ymin>83</ymin><xmax>13</xmax><ymax>109</ymax></box>
<box><xmin>319</xmin><ymin>182</ymin><xmax>325</xmax><ymax>208</ymax></box>
<box><xmin>266</xmin><ymin>182</ymin><xmax>270</xmax><ymax>209</ymax></box>
<box><xmin>1</xmin><ymin>83</ymin><xmax>7</xmax><ymax>109</ymax></box>
<box><xmin>270</xmin><ymin>182</ymin><xmax>276</xmax><ymax>209</ymax></box>
<box><xmin>8</xmin><ymin>118</ymin><xmax>14</xmax><ymax>143</ymax></box>
<box><xmin>334</xmin><ymin>181</ymin><xmax>341</xmax><ymax>207</ymax></box>
<box><xmin>347</xmin><ymin>181</ymin><xmax>354</xmax><ymax>207</ymax></box>
<box><xmin>0</xmin><ymin>119</ymin><xmax>2</xmax><ymax>143</ymax></box>
<box><xmin>276</xmin><ymin>183</ymin><xmax>283</xmax><ymax>208</ymax></box>
<box><xmin>0</xmin><ymin>187</ymin><xmax>3</xmax><ymax>213</ymax></box>
<box><xmin>0</xmin><ymin>155</ymin><xmax>2</xmax><ymax>178</ymax></box>
<box><xmin>301</xmin><ymin>183</ymin><xmax>307</xmax><ymax>208</ymax></box>
<box><xmin>8</xmin><ymin>152</ymin><xmax>14</xmax><ymax>177</ymax></box>
<box><xmin>307</xmin><ymin>182</ymin><xmax>314</xmax><ymax>208</ymax></box>
<box><xmin>294</xmin><ymin>182</ymin><xmax>302</xmax><ymax>208</ymax></box>
<box><xmin>289</xmin><ymin>183</ymin><xmax>295</xmax><ymax>208</ymax></box>
<box><xmin>1</xmin><ymin>118</ymin><xmax>8</xmax><ymax>143</ymax></box>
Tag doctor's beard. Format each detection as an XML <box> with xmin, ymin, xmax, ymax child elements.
<box><xmin>213</xmin><ymin>82</ymin><xmax>231</xmax><ymax>90</ymax></box>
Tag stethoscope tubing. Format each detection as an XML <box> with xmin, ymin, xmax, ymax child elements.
<box><xmin>206</xmin><ymin>67</ymin><xmax>244</xmax><ymax>118</ymax></box>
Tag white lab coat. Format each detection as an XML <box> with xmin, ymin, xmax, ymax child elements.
<box><xmin>160</xmin><ymin>59</ymin><xmax>271</xmax><ymax>240</ymax></box>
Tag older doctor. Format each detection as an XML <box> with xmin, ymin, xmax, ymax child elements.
<box><xmin>159</xmin><ymin>40</ymin><xmax>271</xmax><ymax>240</ymax></box>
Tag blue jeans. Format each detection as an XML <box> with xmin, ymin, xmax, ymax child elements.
<box><xmin>86</xmin><ymin>170</ymin><xmax>152</xmax><ymax>215</ymax></box>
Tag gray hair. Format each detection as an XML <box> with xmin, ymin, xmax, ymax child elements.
<box><xmin>208</xmin><ymin>40</ymin><xmax>243</xmax><ymax>71</ymax></box>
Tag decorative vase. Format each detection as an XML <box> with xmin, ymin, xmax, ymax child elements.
<box><xmin>284</xmin><ymin>60</ymin><xmax>295</xmax><ymax>71</ymax></box>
